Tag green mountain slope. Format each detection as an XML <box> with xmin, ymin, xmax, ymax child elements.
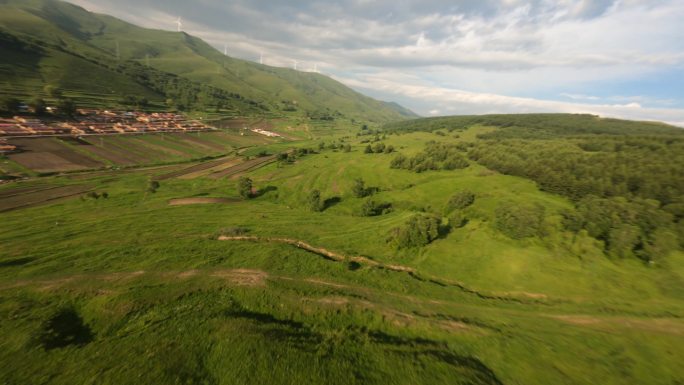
<box><xmin>0</xmin><ymin>0</ymin><xmax>415</xmax><ymax>122</ymax></box>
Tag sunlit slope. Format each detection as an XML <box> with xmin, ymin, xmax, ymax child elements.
<box><xmin>0</xmin><ymin>0</ymin><xmax>415</xmax><ymax>121</ymax></box>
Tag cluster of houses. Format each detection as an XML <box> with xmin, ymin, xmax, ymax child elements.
<box><xmin>251</xmin><ymin>128</ymin><xmax>281</xmax><ymax>137</ymax></box>
<box><xmin>0</xmin><ymin>110</ymin><xmax>213</xmax><ymax>137</ymax></box>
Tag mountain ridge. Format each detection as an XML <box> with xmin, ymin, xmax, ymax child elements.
<box><xmin>0</xmin><ymin>0</ymin><xmax>417</xmax><ymax>122</ymax></box>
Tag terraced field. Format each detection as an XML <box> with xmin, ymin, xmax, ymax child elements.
<box><xmin>2</xmin><ymin>130</ymin><xmax>279</xmax><ymax>175</ymax></box>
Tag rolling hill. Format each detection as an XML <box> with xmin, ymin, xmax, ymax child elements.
<box><xmin>0</xmin><ymin>0</ymin><xmax>416</xmax><ymax>122</ymax></box>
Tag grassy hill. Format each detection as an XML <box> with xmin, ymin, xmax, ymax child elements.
<box><xmin>0</xmin><ymin>0</ymin><xmax>415</xmax><ymax>122</ymax></box>
<box><xmin>1</xmin><ymin>114</ymin><xmax>683</xmax><ymax>384</ymax></box>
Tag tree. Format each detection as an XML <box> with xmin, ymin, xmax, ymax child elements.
<box><xmin>1</xmin><ymin>97</ymin><xmax>21</xmax><ymax>114</ymax></box>
<box><xmin>307</xmin><ymin>189</ymin><xmax>324</xmax><ymax>212</ymax></box>
<box><xmin>607</xmin><ymin>224</ymin><xmax>641</xmax><ymax>258</ymax></box>
<box><xmin>387</xmin><ymin>214</ymin><xmax>441</xmax><ymax>249</ymax></box>
<box><xmin>57</xmin><ymin>98</ymin><xmax>76</xmax><ymax>117</ymax></box>
<box><xmin>373</xmin><ymin>143</ymin><xmax>386</xmax><ymax>153</ymax></box>
<box><xmin>147</xmin><ymin>180</ymin><xmax>160</xmax><ymax>193</ymax></box>
<box><xmin>358</xmin><ymin>199</ymin><xmax>391</xmax><ymax>217</ymax></box>
<box><xmin>29</xmin><ymin>97</ymin><xmax>46</xmax><ymax>115</ymax></box>
<box><xmin>352</xmin><ymin>178</ymin><xmax>367</xmax><ymax>198</ymax></box>
<box><xmin>364</xmin><ymin>144</ymin><xmax>373</xmax><ymax>154</ymax></box>
<box><xmin>237</xmin><ymin>177</ymin><xmax>253</xmax><ymax>199</ymax></box>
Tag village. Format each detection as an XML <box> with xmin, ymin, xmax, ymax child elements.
<box><xmin>0</xmin><ymin>110</ymin><xmax>214</xmax><ymax>138</ymax></box>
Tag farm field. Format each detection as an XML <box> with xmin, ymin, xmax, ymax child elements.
<box><xmin>1</xmin><ymin>130</ymin><xmax>279</xmax><ymax>176</ymax></box>
<box><xmin>2</xmin><ymin>116</ymin><xmax>684</xmax><ymax>385</ymax></box>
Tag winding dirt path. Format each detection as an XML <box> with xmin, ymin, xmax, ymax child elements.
<box><xmin>216</xmin><ymin>235</ymin><xmax>546</xmax><ymax>303</ymax></box>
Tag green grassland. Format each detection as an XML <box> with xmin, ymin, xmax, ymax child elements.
<box><xmin>1</xmin><ymin>115</ymin><xmax>683</xmax><ymax>384</ymax></box>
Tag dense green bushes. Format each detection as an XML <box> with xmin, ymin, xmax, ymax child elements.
<box><xmin>390</xmin><ymin>142</ymin><xmax>468</xmax><ymax>173</ymax></box>
<box><xmin>563</xmin><ymin>196</ymin><xmax>679</xmax><ymax>261</ymax></box>
<box><xmin>237</xmin><ymin>177</ymin><xmax>253</xmax><ymax>199</ymax></box>
<box><xmin>358</xmin><ymin>199</ymin><xmax>392</xmax><ymax>217</ymax></box>
<box><xmin>495</xmin><ymin>202</ymin><xmax>546</xmax><ymax>239</ymax></box>
<box><xmin>446</xmin><ymin>190</ymin><xmax>475</xmax><ymax>212</ymax></box>
<box><xmin>387</xmin><ymin>214</ymin><xmax>442</xmax><ymax>249</ymax></box>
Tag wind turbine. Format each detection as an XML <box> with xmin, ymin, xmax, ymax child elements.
<box><xmin>259</xmin><ymin>52</ymin><xmax>263</xmax><ymax>65</ymax></box>
<box><xmin>293</xmin><ymin>60</ymin><xmax>298</xmax><ymax>70</ymax></box>
<box><xmin>223</xmin><ymin>43</ymin><xmax>228</xmax><ymax>56</ymax></box>
<box><xmin>175</xmin><ymin>17</ymin><xmax>182</xmax><ymax>32</ymax></box>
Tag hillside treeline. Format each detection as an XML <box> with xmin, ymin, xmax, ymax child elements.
<box><xmin>384</xmin><ymin>114</ymin><xmax>684</xmax><ymax>262</ymax></box>
<box><xmin>469</xmin><ymin>135</ymin><xmax>684</xmax><ymax>261</ymax></box>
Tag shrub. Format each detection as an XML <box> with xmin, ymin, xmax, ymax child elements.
<box><xmin>364</xmin><ymin>144</ymin><xmax>373</xmax><ymax>154</ymax></box>
<box><xmin>352</xmin><ymin>178</ymin><xmax>368</xmax><ymax>198</ymax></box>
<box><xmin>147</xmin><ymin>180</ymin><xmax>160</xmax><ymax>193</ymax></box>
<box><xmin>390</xmin><ymin>153</ymin><xmax>408</xmax><ymax>169</ymax></box>
<box><xmin>308</xmin><ymin>189</ymin><xmax>324</xmax><ymax>212</ymax></box>
<box><xmin>373</xmin><ymin>143</ymin><xmax>386</xmax><ymax>153</ymax></box>
<box><xmin>446</xmin><ymin>190</ymin><xmax>475</xmax><ymax>212</ymax></box>
<box><xmin>494</xmin><ymin>201</ymin><xmax>546</xmax><ymax>239</ymax></box>
<box><xmin>358</xmin><ymin>199</ymin><xmax>392</xmax><ymax>217</ymax></box>
<box><xmin>387</xmin><ymin>214</ymin><xmax>441</xmax><ymax>249</ymax></box>
<box><xmin>237</xmin><ymin>177</ymin><xmax>253</xmax><ymax>199</ymax></box>
<box><xmin>449</xmin><ymin>211</ymin><xmax>468</xmax><ymax>229</ymax></box>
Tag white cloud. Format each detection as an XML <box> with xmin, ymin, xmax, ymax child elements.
<box><xmin>334</xmin><ymin>74</ymin><xmax>684</xmax><ymax>126</ymax></box>
<box><xmin>64</xmin><ymin>0</ymin><xmax>684</xmax><ymax>125</ymax></box>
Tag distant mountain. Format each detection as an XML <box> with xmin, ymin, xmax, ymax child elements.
<box><xmin>0</xmin><ymin>0</ymin><xmax>415</xmax><ymax>122</ymax></box>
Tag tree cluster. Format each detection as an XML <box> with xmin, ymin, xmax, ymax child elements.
<box><xmin>387</xmin><ymin>214</ymin><xmax>442</xmax><ymax>249</ymax></box>
<box><xmin>390</xmin><ymin>142</ymin><xmax>468</xmax><ymax>173</ymax></box>
<box><xmin>494</xmin><ymin>201</ymin><xmax>546</xmax><ymax>239</ymax></box>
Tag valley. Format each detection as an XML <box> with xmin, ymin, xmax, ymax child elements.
<box><xmin>1</xmin><ymin>1</ymin><xmax>683</xmax><ymax>384</ymax></box>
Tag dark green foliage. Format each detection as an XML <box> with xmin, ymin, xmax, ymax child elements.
<box><xmin>358</xmin><ymin>199</ymin><xmax>392</xmax><ymax>217</ymax></box>
<box><xmin>147</xmin><ymin>180</ymin><xmax>160</xmax><ymax>193</ymax></box>
<box><xmin>446</xmin><ymin>191</ymin><xmax>475</xmax><ymax>212</ymax></box>
<box><xmin>384</xmin><ymin>114</ymin><xmax>682</xmax><ymax>137</ymax></box>
<box><xmin>449</xmin><ymin>211</ymin><xmax>468</xmax><ymax>229</ymax></box>
<box><xmin>57</xmin><ymin>98</ymin><xmax>77</xmax><ymax>116</ymax></box>
<box><xmin>373</xmin><ymin>143</ymin><xmax>386</xmax><ymax>153</ymax></box>
<box><xmin>237</xmin><ymin>177</ymin><xmax>253</xmax><ymax>199</ymax></box>
<box><xmin>384</xmin><ymin>145</ymin><xmax>395</xmax><ymax>154</ymax></box>
<box><xmin>1</xmin><ymin>97</ymin><xmax>21</xmax><ymax>114</ymax></box>
<box><xmin>391</xmin><ymin>142</ymin><xmax>469</xmax><ymax>173</ymax></box>
<box><xmin>494</xmin><ymin>201</ymin><xmax>546</xmax><ymax>239</ymax></box>
<box><xmin>387</xmin><ymin>214</ymin><xmax>441</xmax><ymax>249</ymax></box>
<box><xmin>29</xmin><ymin>97</ymin><xmax>46</xmax><ymax>115</ymax></box>
<box><xmin>364</xmin><ymin>144</ymin><xmax>373</xmax><ymax>154</ymax></box>
<box><xmin>343</xmin><ymin>144</ymin><xmax>352</xmax><ymax>153</ymax></box>
<box><xmin>390</xmin><ymin>153</ymin><xmax>408</xmax><ymax>169</ymax></box>
<box><xmin>469</xmin><ymin>137</ymin><xmax>684</xmax><ymax>203</ymax></box>
<box><xmin>567</xmin><ymin>196</ymin><xmax>678</xmax><ymax>261</ymax></box>
<box><xmin>352</xmin><ymin>178</ymin><xmax>368</xmax><ymax>198</ymax></box>
<box><xmin>307</xmin><ymin>189</ymin><xmax>324</xmax><ymax>212</ymax></box>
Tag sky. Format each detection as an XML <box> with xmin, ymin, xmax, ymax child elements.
<box><xmin>67</xmin><ymin>0</ymin><xmax>684</xmax><ymax>126</ymax></box>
